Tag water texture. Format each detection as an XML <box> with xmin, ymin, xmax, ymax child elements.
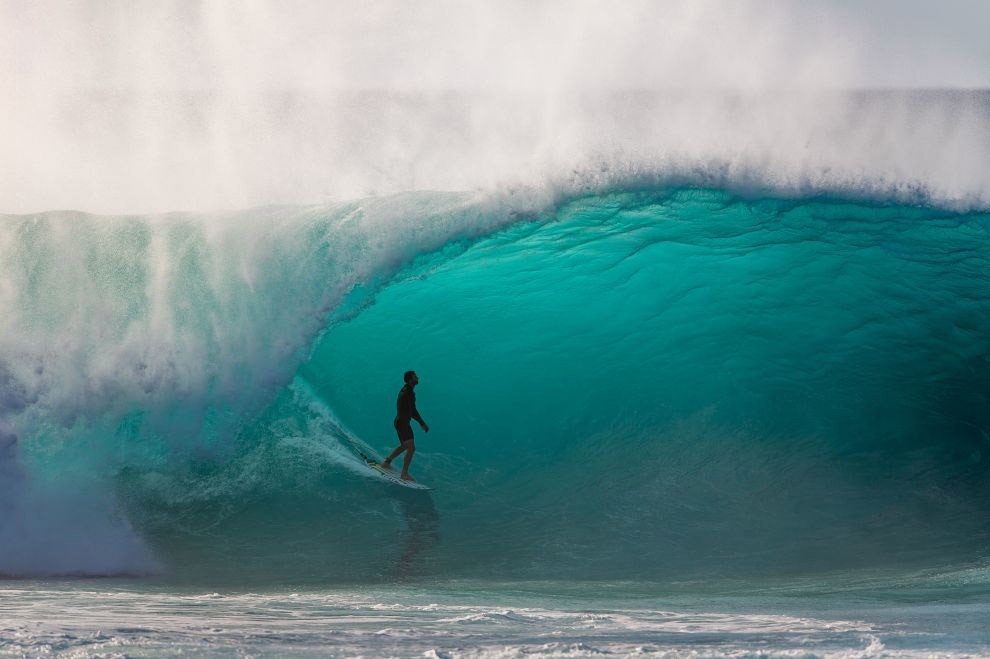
<box><xmin>2</xmin><ymin>187</ymin><xmax>988</xmax><ymax>587</ymax></box>
<box><xmin>4</xmin><ymin>579</ymin><xmax>990</xmax><ymax>657</ymax></box>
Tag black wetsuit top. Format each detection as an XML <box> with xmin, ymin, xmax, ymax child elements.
<box><xmin>395</xmin><ymin>383</ymin><xmax>423</xmax><ymax>427</ymax></box>
<box><xmin>394</xmin><ymin>384</ymin><xmax>422</xmax><ymax>443</ymax></box>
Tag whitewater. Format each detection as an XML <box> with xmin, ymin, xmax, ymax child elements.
<box><xmin>4</xmin><ymin>2</ymin><xmax>990</xmax><ymax>656</ymax></box>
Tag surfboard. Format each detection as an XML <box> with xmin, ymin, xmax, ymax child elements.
<box><xmin>292</xmin><ymin>379</ymin><xmax>433</xmax><ymax>491</ymax></box>
<box><xmin>357</xmin><ymin>451</ymin><xmax>433</xmax><ymax>491</ymax></box>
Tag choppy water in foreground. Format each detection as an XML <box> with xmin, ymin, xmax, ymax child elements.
<box><xmin>4</xmin><ymin>577</ymin><xmax>990</xmax><ymax>657</ymax></box>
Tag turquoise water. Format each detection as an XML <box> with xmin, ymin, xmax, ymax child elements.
<box><xmin>303</xmin><ymin>189</ymin><xmax>990</xmax><ymax>580</ymax></box>
<box><xmin>2</xmin><ymin>186</ymin><xmax>990</xmax><ymax>654</ymax></box>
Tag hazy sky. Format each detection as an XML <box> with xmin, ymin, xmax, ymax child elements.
<box><xmin>807</xmin><ymin>0</ymin><xmax>990</xmax><ymax>87</ymax></box>
<box><xmin>3</xmin><ymin>0</ymin><xmax>989</xmax><ymax>92</ymax></box>
<box><xmin>3</xmin><ymin>0</ymin><xmax>989</xmax><ymax>212</ymax></box>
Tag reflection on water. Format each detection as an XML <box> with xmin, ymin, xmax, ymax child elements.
<box><xmin>389</xmin><ymin>488</ymin><xmax>440</xmax><ymax>580</ymax></box>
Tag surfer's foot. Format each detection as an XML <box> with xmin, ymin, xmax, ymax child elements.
<box><xmin>400</xmin><ymin>472</ymin><xmax>415</xmax><ymax>482</ymax></box>
<box><xmin>381</xmin><ymin>460</ymin><xmax>393</xmax><ymax>470</ymax></box>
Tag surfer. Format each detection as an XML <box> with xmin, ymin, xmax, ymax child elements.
<box><xmin>382</xmin><ymin>370</ymin><xmax>429</xmax><ymax>481</ymax></box>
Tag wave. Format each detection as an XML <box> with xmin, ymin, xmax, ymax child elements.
<box><xmin>2</xmin><ymin>184</ymin><xmax>989</xmax><ymax>582</ymax></box>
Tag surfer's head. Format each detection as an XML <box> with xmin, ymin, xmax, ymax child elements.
<box><xmin>404</xmin><ymin>370</ymin><xmax>418</xmax><ymax>386</ymax></box>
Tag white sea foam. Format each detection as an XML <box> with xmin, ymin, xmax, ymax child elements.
<box><xmin>3</xmin><ymin>583</ymin><xmax>984</xmax><ymax>658</ymax></box>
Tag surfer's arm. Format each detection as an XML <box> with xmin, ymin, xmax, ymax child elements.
<box><xmin>411</xmin><ymin>404</ymin><xmax>429</xmax><ymax>431</ymax></box>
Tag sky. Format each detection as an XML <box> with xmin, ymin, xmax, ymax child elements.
<box><xmin>3</xmin><ymin>0</ymin><xmax>989</xmax><ymax>93</ymax></box>
<box><xmin>812</xmin><ymin>0</ymin><xmax>990</xmax><ymax>87</ymax></box>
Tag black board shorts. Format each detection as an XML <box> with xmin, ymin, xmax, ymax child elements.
<box><xmin>394</xmin><ymin>419</ymin><xmax>414</xmax><ymax>444</ymax></box>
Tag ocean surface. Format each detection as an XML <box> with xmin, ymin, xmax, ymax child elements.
<box><xmin>4</xmin><ymin>575</ymin><xmax>990</xmax><ymax>657</ymax></box>
<box><xmin>2</xmin><ymin>183</ymin><xmax>990</xmax><ymax>655</ymax></box>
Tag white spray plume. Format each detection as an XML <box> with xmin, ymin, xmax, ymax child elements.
<box><xmin>2</xmin><ymin>0</ymin><xmax>989</xmax><ymax>214</ymax></box>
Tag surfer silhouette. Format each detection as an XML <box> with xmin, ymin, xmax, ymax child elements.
<box><xmin>382</xmin><ymin>370</ymin><xmax>429</xmax><ymax>481</ymax></box>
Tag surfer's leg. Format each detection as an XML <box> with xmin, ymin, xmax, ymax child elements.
<box><xmin>386</xmin><ymin>421</ymin><xmax>414</xmax><ymax>468</ymax></box>
<box><xmin>382</xmin><ymin>443</ymin><xmax>407</xmax><ymax>468</ymax></box>
<box><xmin>400</xmin><ymin>441</ymin><xmax>416</xmax><ymax>481</ymax></box>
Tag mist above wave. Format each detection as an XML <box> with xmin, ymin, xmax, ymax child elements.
<box><xmin>5</xmin><ymin>89</ymin><xmax>989</xmax><ymax>214</ymax></box>
<box><xmin>4</xmin><ymin>2</ymin><xmax>990</xmax><ymax>214</ymax></box>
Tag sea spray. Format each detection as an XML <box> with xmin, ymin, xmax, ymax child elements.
<box><xmin>0</xmin><ymin>191</ymin><xmax>528</xmax><ymax>576</ymax></box>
